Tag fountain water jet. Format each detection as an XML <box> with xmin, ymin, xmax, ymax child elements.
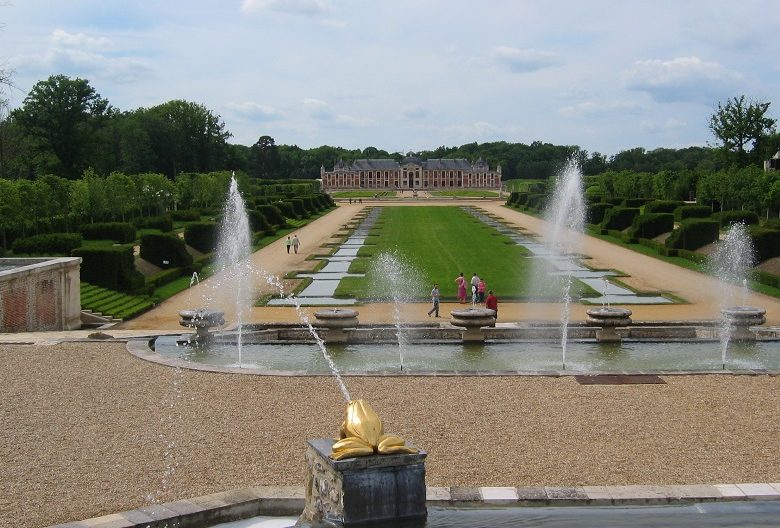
<box><xmin>710</xmin><ymin>222</ymin><xmax>764</xmax><ymax>366</ymax></box>
<box><xmin>541</xmin><ymin>157</ymin><xmax>586</xmax><ymax>368</ymax></box>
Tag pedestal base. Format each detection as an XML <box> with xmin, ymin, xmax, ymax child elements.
<box><xmin>299</xmin><ymin>439</ymin><xmax>427</xmax><ymax>526</ymax></box>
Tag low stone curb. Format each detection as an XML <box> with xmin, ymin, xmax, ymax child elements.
<box><xmin>47</xmin><ymin>483</ymin><xmax>780</xmax><ymax>527</ymax></box>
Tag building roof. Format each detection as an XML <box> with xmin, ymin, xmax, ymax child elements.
<box><xmin>327</xmin><ymin>158</ymin><xmax>493</xmax><ymax>172</ymax></box>
<box><xmin>423</xmin><ymin>158</ymin><xmax>473</xmax><ymax>170</ymax></box>
<box><xmin>351</xmin><ymin>159</ymin><xmax>400</xmax><ymax>170</ymax></box>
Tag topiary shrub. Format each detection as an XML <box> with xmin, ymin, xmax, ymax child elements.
<box><xmin>605</xmin><ymin>197</ymin><xmax>625</xmax><ymax>206</ymax></box>
<box><xmin>712</xmin><ymin>210</ymin><xmax>759</xmax><ymax>227</ymax></box>
<box><xmin>72</xmin><ymin>246</ymin><xmax>144</xmax><ymax>292</ymax></box>
<box><xmin>644</xmin><ymin>200</ymin><xmax>685</xmax><ymax>214</ymax></box>
<box><xmin>587</xmin><ymin>203</ymin><xmax>613</xmax><ymax>225</ymax></box>
<box><xmin>748</xmin><ymin>227</ymin><xmax>780</xmax><ymax>262</ymax></box>
<box><xmin>140</xmin><ymin>233</ymin><xmax>193</xmax><ymax>268</ymax></box>
<box><xmin>526</xmin><ymin>193</ymin><xmax>545</xmax><ymax>210</ymax></box>
<box><xmin>674</xmin><ymin>204</ymin><xmax>711</xmax><ymax>221</ymax></box>
<box><xmin>665</xmin><ymin>219</ymin><xmax>719</xmax><ymax>250</ymax></box>
<box><xmin>274</xmin><ymin>201</ymin><xmax>297</xmax><ymax>219</ymax></box>
<box><xmin>171</xmin><ymin>209</ymin><xmax>202</xmax><ymax>221</ymax></box>
<box><xmin>12</xmin><ymin>233</ymin><xmax>83</xmax><ymax>255</ymax></box>
<box><xmin>184</xmin><ymin>222</ymin><xmax>218</xmax><ymax>253</ymax></box>
<box><xmin>256</xmin><ymin>205</ymin><xmax>286</xmax><ymax>227</ymax></box>
<box><xmin>248</xmin><ymin>210</ymin><xmax>274</xmax><ymax>235</ymax></box>
<box><xmin>622</xmin><ymin>198</ymin><xmax>652</xmax><ymax>208</ymax></box>
<box><xmin>133</xmin><ymin>215</ymin><xmax>173</xmax><ymax>232</ymax></box>
<box><xmin>628</xmin><ymin>213</ymin><xmax>674</xmax><ymax>239</ymax></box>
<box><xmin>601</xmin><ymin>207</ymin><xmax>640</xmax><ymax>231</ymax></box>
<box><xmin>287</xmin><ymin>198</ymin><xmax>310</xmax><ymax>218</ymax></box>
<box><xmin>80</xmin><ymin>222</ymin><xmax>136</xmax><ymax>243</ymax></box>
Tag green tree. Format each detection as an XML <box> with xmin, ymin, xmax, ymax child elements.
<box><xmin>709</xmin><ymin>95</ymin><xmax>776</xmax><ymax>167</ymax></box>
<box><xmin>105</xmin><ymin>172</ymin><xmax>138</xmax><ymax>220</ymax></box>
<box><xmin>249</xmin><ymin>135</ymin><xmax>280</xmax><ymax>178</ymax></box>
<box><xmin>12</xmin><ymin>75</ymin><xmax>113</xmax><ymax>178</ymax></box>
<box><xmin>0</xmin><ymin>179</ymin><xmax>21</xmax><ymax>250</ymax></box>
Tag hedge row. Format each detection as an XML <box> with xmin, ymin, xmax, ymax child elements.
<box><xmin>140</xmin><ymin>233</ymin><xmax>193</xmax><ymax>268</ymax></box>
<box><xmin>171</xmin><ymin>209</ymin><xmax>202</xmax><ymax>221</ymax></box>
<box><xmin>674</xmin><ymin>205</ymin><xmax>712</xmax><ymax>221</ymax></box>
<box><xmin>749</xmin><ymin>227</ymin><xmax>780</xmax><ymax>262</ymax></box>
<box><xmin>628</xmin><ymin>213</ymin><xmax>674</xmax><ymax>239</ymax></box>
<box><xmin>184</xmin><ymin>222</ymin><xmax>218</xmax><ymax>253</ymax></box>
<box><xmin>72</xmin><ymin>246</ymin><xmax>145</xmax><ymax>292</ymax></box>
<box><xmin>132</xmin><ymin>214</ymin><xmax>173</xmax><ymax>232</ymax></box>
<box><xmin>80</xmin><ymin>222</ymin><xmax>136</xmax><ymax>243</ymax></box>
<box><xmin>712</xmin><ymin>210</ymin><xmax>759</xmax><ymax>227</ymax></box>
<box><xmin>665</xmin><ymin>219</ymin><xmax>719</xmax><ymax>250</ymax></box>
<box><xmin>601</xmin><ymin>207</ymin><xmax>640</xmax><ymax>231</ymax></box>
<box><xmin>644</xmin><ymin>200</ymin><xmax>685</xmax><ymax>214</ymax></box>
<box><xmin>587</xmin><ymin>203</ymin><xmax>612</xmax><ymax>225</ymax></box>
<box><xmin>12</xmin><ymin>233</ymin><xmax>83</xmax><ymax>255</ymax></box>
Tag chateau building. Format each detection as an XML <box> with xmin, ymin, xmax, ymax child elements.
<box><xmin>320</xmin><ymin>154</ymin><xmax>501</xmax><ymax>191</ymax></box>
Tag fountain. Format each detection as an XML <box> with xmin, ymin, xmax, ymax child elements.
<box><xmin>177</xmin><ymin>308</ymin><xmax>225</xmax><ymax>344</ymax></box>
<box><xmin>314</xmin><ymin>308</ymin><xmax>360</xmax><ymax>344</ymax></box>
<box><xmin>450</xmin><ymin>307</ymin><xmax>496</xmax><ymax>342</ymax></box>
<box><xmin>541</xmin><ymin>157</ymin><xmax>586</xmax><ymax>368</ymax></box>
<box><xmin>586</xmin><ymin>307</ymin><xmax>632</xmax><ymax>343</ymax></box>
<box><xmin>710</xmin><ymin>223</ymin><xmax>766</xmax><ymax>359</ymax></box>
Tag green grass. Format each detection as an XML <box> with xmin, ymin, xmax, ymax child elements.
<box><xmin>503</xmin><ymin>179</ymin><xmax>546</xmax><ymax>192</ymax></box>
<box><xmin>429</xmin><ymin>190</ymin><xmax>499</xmax><ymax>198</ymax></box>
<box><xmin>80</xmin><ymin>282</ymin><xmax>156</xmax><ymax>320</ymax></box>
<box><xmin>335</xmin><ymin>206</ymin><xmax>594</xmax><ymax>301</ymax></box>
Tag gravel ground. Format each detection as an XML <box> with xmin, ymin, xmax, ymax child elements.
<box><xmin>1</xmin><ymin>341</ymin><xmax>779</xmax><ymax>528</ymax></box>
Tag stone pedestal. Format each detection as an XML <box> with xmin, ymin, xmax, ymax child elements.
<box><xmin>299</xmin><ymin>439</ymin><xmax>427</xmax><ymax>526</ymax></box>
<box><xmin>450</xmin><ymin>307</ymin><xmax>495</xmax><ymax>342</ymax></box>
<box><xmin>314</xmin><ymin>309</ymin><xmax>359</xmax><ymax>344</ymax></box>
<box><xmin>586</xmin><ymin>307</ymin><xmax>632</xmax><ymax>343</ymax></box>
<box><xmin>721</xmin><ymin>306</ymin><xmax>766</xmax><ymax>342</ymax></box>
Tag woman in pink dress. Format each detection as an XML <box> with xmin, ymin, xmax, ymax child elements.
<box><xmin>455</xmin><ymin>272</ymin><xmax>467</xmax><ymax>303</ymax></box>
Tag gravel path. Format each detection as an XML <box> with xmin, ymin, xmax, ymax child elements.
<box><xmin>2</xmin><ymin>341</ymin><xmax>778</xmax><ymax>527</ymax></box>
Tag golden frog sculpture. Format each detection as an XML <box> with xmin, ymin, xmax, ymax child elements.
<box><xmin>330</xmin><ymin>399</ymin><xmax>419</xmax><ymax>460</ymax></box>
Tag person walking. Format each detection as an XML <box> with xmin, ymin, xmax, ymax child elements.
<box><xmin>292</xmin><ymin>234</ymin><xmax>301</xmax><ymax>254</ymax></box>
<box><xmin>477</xmin><ymin>277</ymin><xmax>486</xmax><ymax>303</ymax></box>
<box><xmin>285</xmin><ymin>236</ymin><xmax>292</xmax><ymax>254</ymax></box>
<box><xmin>455</xmin><ymin>272</ymin><xmax>467</xmax><ymax>303</ymax></box>
<box><xmin>485</xmin><ymin>290</ymin><xmax>498</xmax><ymax>320</ymax></box>
<box><xmin>427</xmin><ymin>283</ymin><xmax>440</xmax><ymax>317</ymax></box>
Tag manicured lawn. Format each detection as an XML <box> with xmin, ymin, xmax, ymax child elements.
<box><xmin>503</xmin><ymin>179</ymin><xmax>546</xmax><ymax>191</ymax></box>
<box><xmin>336</xmin><ymin>206</ymin><xmax>593</xmax><ymax>301</ymax></box>
<box><xmin>429</xmin><ymin>190</ymin><xmax>499</xmax><ymax>197</ymax></box>
<box><xmin>331</xmin><ymin>191</ymin><xmax>394</xmax><ymax>198</ymax></box>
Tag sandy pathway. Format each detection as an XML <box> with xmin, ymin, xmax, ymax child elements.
<box><xmin>121</xmin><ymin>199</ymin><xmax>780</xmax><ymax>330</ymax></box>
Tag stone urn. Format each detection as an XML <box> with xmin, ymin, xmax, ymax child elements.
<box><xmin>721</xmin><ymin>306</ymin><xmax>766</xmax><ymax>342</ymax></box>
<box><xmin>178</xmin><ymin>308</ymin><xmax>225</xmax><ymax>344</ymax></box>
<box><xmin>314</xmin><ymin>308</ymin><xmax>359</xmax><ymax>343</ymax></box>
<box><xmin>450</xmin><ymin>307</ymin><xmax>495</xmax><ymax>342</ymax></box>
<box><xmin>586</xmin><ymin>307</ymin><xmax>632</xmax><ymax>343</ymax></box>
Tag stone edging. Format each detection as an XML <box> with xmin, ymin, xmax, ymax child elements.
<box><xmin>126</xmin><ymin>338</ymin><xmax>780</xmax><ymax>377</ymax></box>
<box><xmin>47</xmin><ymin>483</ymin><xmax>780</xmax><ymax>527</ymax></box>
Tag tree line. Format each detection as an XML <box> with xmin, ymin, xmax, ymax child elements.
<box><xmin>1</xmin><ymin>75</ymin><xmax>778</xmax><ymax>183</ymax></box>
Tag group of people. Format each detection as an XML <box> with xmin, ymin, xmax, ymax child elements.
<box><xmin>426</xmin><ymin>272</ymin><xmax>498</xmax><ymax>319</ymax></box>
<box><xmin>285</xmin><ymin>234</ymin><xmax>301</xmax><ymax>254</ymax></box>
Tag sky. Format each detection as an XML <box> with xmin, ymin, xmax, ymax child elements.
<box><xmin>2</xmin><ymin>1</ymin><xmax>780</xmax><ymax>157</ymax></box>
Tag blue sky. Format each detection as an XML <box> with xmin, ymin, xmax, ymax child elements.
<box><xmin>2</xmin><ymin>1</ymin><xmax>779</xmax><ymax>157</ymax></box>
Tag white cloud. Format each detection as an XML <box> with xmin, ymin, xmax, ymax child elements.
<box><xmin>403</xmin><ymin>106</ymin><xmax>429</xmax><ymax>120</ymax></box>
<box><xmin>16</xmin><ymin>47</ymin><xmax>153</xmax><ymax>83</ymax></box>
<box><xmin>558</xmin><ymin>101</ymin><xmax>642</xmax><ymax>118</ymax></box>
<box><xmin>492</xmin><ymin>46</ymin><xmax>560</xmax><ymax>73</ymax></box>
<box><xmin>225</xmin><ymin>102</ymin><xmax>283</xmax><ymax>121</ymax></box>
<box><xmin>50</xmin><ymin>29</ymin><xmax>111</xmax><ymax>49</ymax></box>
<box><xmin>302</xmin><ymin>98</ymin><xmax>370</xmax><ymax>127</ymax></box>
<box><xmin>640</xmin><ymin>118</ymin><xmax>687</xmax><ymax>133</ymax></box>
<box><xmin>623</xmin><ymin>56</ymin><xmax>744</xmax><ymax>104</ymax></box>
<box><xmin>241</xmin><ymin>0</ymin><xmax>330</xmax><ymax>16</ymax></box>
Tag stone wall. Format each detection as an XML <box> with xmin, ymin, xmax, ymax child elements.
<box><xmin>0</xmin><ymin>257</ymin><xmax>81</xmax><ymax>332</ymax></box>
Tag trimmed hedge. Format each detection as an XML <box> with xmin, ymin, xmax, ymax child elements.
<box><xmin>587</xmin><ymin>203</ymin><xmax>613</xmax><ymax>225</ymax></box>
<box><xmin>274</xmin><ymin>201</ymin><xmax>297</xmax><ymax>219</ymax></box>
<box><xmin>712</xmin><ymin>210</ymin><xmax>759</xmax><ymax>227</ymax></box>
<box><xmin>133</xmin><ymin>215</ymin><xmax>173</xmax><ymax>232</ymax></box>
<box><xmin>287</xmin><ymin>198</ymin><xmax>310</xmax><ymax>218</ymax></box>
<box><xmin>749</xmin><ymin>227</ymin><xmax>780</xmax><ymax>262</ymax></box>
<box><xmin>601</xmin><ymin>207</ymin><xmax>640</xmax><ymax>231</ymax></box>
<box><xmin>140</xmin><ymin>233</ymin><xmax>193</xmax><ymax>268</ymax></box>
<box><xmin>526</xmin><ymin>193</ymin><xmax>545</xmax><ymax>210</ymax></box>
<box><xmin>644</xmin><ymin>200</ymin><xmax>685</xmax><ymax>214</ymax></box>
<box><xmin>256</xmin><ymin>204</ymin><xmax>286</xmax><ymax>227</ymax></box>
<box><xmin>622</xmin><ymin>198</ymin><xmax>652</xmax><ymax>208</ymax></box>
<box><xmin>147</xmin><ymin>267</ymin><xmax>185</xmax><ymax>288</ymax></box>
<box><xmin>753</xmin><ymin>270</ymin><xmax>780</xmax><ymax>288</ymax></box>
<box><xmin>12</xmin><ymin>233</ymin><xmax>83</xmax><ymax>255</ymax></box>
<box><xmin>665</xmin><ymin>219</ymin><xmax>719</xmax><ymax>250</ymax></box>
<box><xmin>171</xmin><ymin>209</ymin><xmax>202</xmax><ymax>221</ymax></box>
<box><xmin>248</xmin><ymin>210</ymin><xmax>275</xmax><ymax>235</ymax></box>
<box><xmin>604</xmin><ymin>197</ymin><xmax>625</xmax><ymax>206</ymax></box>
<box><xmin>674</xmin><ymin>205</ymin><xmax>711</xmax><ymax>221</ymax></box>
<box><xmin>628</xmin><ymin>213</ymin><xmax>674</xmax><ymax>239</ymax></box>
<box><xmin>80</xmin><ymin>222</ymin><xmax>136</xmax><ymax>243</ymax></box>
<box><xmin>184</xmin><ymin>222</ymin><xmax>218</xmax><ymax>253</ymax></box>
<box><xmin>73</xmin><ymin>246</ymin><xmax>145</xmax><ymax>292</ymax></box>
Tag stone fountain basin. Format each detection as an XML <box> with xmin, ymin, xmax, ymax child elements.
<box><xmin>314</xmin><ymin>309</ymin><xmax>359</xmax><ymax>329</ymax></box>
<box><xmin>450</xmin><ymin>308</ymin><xmax>496</xmax><ymax>329</ymax></box>
<box><xmin>179</xmin><ymin>309</ymin><xmax>225</xmax><ymax>328</ymax></box>
<box><xmin>586</xmin><ymin>307</ymin><xmax>632</xmax><ymax>327</ymax></box>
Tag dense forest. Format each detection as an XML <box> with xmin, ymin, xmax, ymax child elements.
<box><xmin>4</xmin><ymin>75</ymin><xmax>779</xmax><ymax>184</ymax></box>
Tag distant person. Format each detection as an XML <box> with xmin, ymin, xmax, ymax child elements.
<box><xmin>455</xmin><ymin>272</ymin><xmax>467</xmax><ymax>303</ymax></box>
<box><xmin>478</xmin><ymin>278</ymin><xmax>486</xmax><ymax>303</ymax></box>
<box><xmin>470</xmin><ymin>273</ymin><xmax>480</xmax><ymax>303</ymax></box>
<box><xmin>427</xmin><ymin>283</ymin><xmax>440</xmax><ymax>317</ymax></box>
<box><xmin>285</xmin><ymin>236</ymin><xmax>292</xmax><ymax>254</ymax></box>
<box><xmin>292</xmin><ymin>234</ymin><xmax>301</xmax><ymax>254</ymax></box>
<box><xmin>485</xmin><ymin>290</ymin><xmax>498</xmax><ymax>320</ymax></box>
